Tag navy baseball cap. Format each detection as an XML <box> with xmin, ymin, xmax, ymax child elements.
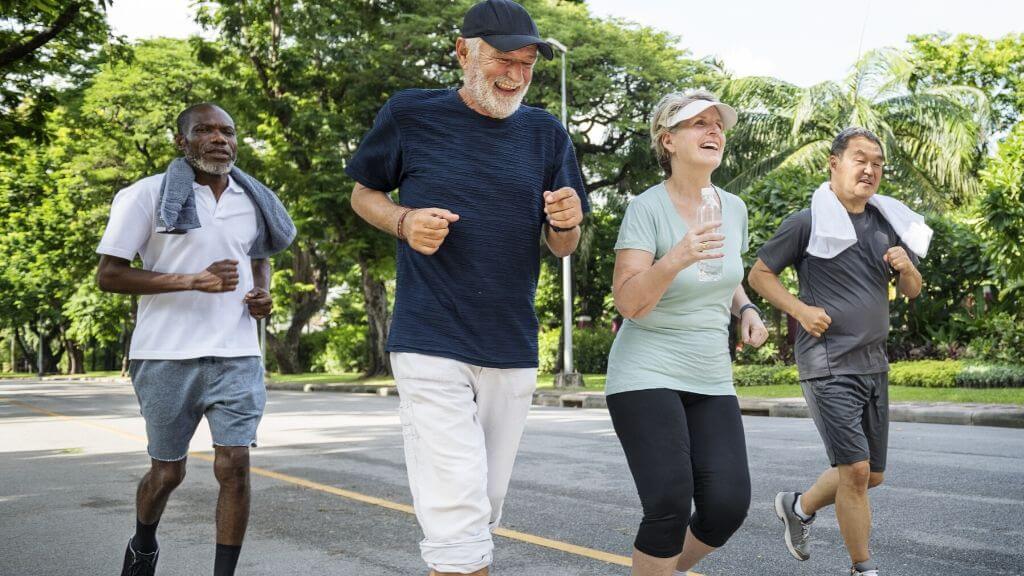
<box><xmin>461</xmin><ymin>0</ymin><xmax>554</xmax><ymax>60</ymax></box>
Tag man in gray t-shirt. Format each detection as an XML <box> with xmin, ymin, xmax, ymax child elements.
<box><xmin>748</xmin><ymin>128</ymin><xmax>923</xmax><ymax>576</ymax></box>
<box><xmin>757</xmin><ymin>205</ymin><xmax>918</xmax><ymax>380</ymax></box>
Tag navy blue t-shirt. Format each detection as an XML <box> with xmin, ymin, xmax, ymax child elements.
<box><xmin>345</xmin><ymin>89</ymin><xmax>589</xmax><ymax>368</ymax></box>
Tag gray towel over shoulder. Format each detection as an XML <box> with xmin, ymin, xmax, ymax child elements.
<box><xmin>158</xmin><ymin>157</ymin><xmax>296</xmax><ymax>259</ymax></box>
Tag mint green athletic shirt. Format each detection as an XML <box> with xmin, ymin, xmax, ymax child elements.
<box><xmin>605</xmin><ymin>182</ymin><xmax>748</xmax><ymax>397</ymax></box>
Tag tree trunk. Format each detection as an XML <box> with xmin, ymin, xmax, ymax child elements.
<box><xmin>265</xmin><ymin>331</ymin><xmax>299</xmax><ymax>374</ymax></box>
<box><xmin>59</xmin><ymin>323</ymin><xmax>86</xmax><ymax>375</ymax></box>
<box><xmin>267</xmin><ymin>245</ymin><xmax>329</xmax><ymax>374</ymax></box>
<box><xmin>34</xmin><ymin>323</ymin><xmax>62</xmax><ymax>374</ymax></box>
<box><xmin>15</xmin><ymin>326</ymin><xmax>33</xmax><ymax>372</ymax></box>
<box><xmin>358</xmin><ymin>255</ymin><xmax>391</xmax><ymax>377</ymax></box>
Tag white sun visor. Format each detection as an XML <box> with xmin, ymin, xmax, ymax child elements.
<box><xmin>662</xmin><ymin>99</ymin><xmax>738</xmax><ymax>131</ymax></box>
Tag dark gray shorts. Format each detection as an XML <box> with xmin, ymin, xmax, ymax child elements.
<box><xmin>129</xmin><ymin>356</ymin><xmax>266</xmax><ymax>462</ymax></box>
<box><xmin>800</xmin><ymin>372</ymin><xmax>889</xmax><ymax>472</ymax></box>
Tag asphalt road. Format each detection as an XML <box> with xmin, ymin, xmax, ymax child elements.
<box><xmin>1</xmin><ymin>379</ymin><xmax>1022</xmax><ymax>575</ymax></box>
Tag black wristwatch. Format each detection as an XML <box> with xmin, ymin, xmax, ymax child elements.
<box><xmin>548</xmin><ymin>223</ymin><xmax>578</xmax><ymax>233</ymax></box>
<box><xmin>738</xmin><ymin>303</ymin><xmax>763</xmax><ymax>319</ymax></box>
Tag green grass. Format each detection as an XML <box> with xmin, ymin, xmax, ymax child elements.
<box><xmin>736</xmin><ymin>385</ymin><xmax>1024</xmax><ymax>405</ymax></box>
<box><xmin>535</xmin><ymin>373</ymin><xmax>606</xmax><ymax>390</ymax></box>
<box><xmin>267</xmin><ymin>372</ymin><xmax>394</xmax><ymax>386</ymax></box>
<box><xmin>77</xmin><ymin>370</ymin><xmax>1022</xmax><ymax>405</ymax></box>
<box><xmin>266</xmin><ymin>372</ymin><xmax>609</xmax><ymax>390</ymax></box>
<box><xmin>735</xmin><ymin>385</ymin><xmax>805</xmax><ymax>398</ymax></box>
<box><xmin>70</xmin><ymin>370</ymin><xmax>122</xmax><ymax>379</ymax></box>
<box><xmin>0</xmin><ymin>372</ymin><xmax>34</xmax><ymax>379</ymax></box>
<box><xmin>1</xmin><ymin>370</ymin><xmax>124</xmax><ymax>379</ymax></box>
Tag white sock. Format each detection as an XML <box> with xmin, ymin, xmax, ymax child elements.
<box><xmin>794</xmin><ymin>494</ymin><xmax>813</xmax><ymax>521</ymax></box>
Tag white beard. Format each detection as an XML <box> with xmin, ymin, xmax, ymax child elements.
<box><xmin>464</xmin><ymin>65</ymin><xmax>529</xmax><ymax>119</ymax></box>
<box><xmin>185</xmin><ymin>151</ymin><xmax>234</xmax><ymax>176</ymax></box>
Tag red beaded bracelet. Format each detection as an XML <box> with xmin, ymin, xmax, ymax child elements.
<box><xmin>396</xmin><ymin>208</ymin><xmax>414</xmax><ymax>241</ymax></box>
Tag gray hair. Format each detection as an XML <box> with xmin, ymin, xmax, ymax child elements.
<box><xmin>464</xmin><ymin>36</ymin><xmax>484</xmax><ymax>56</ymax></box>
<box><xmin>650</xmin><ymin>89</ymin><xmax>719</xmax><ymax>176</ymax></box>
<box><xmin>830</xmin><ymin>127</ymin><xmax>885</xmax><ymax>160</ymax></box>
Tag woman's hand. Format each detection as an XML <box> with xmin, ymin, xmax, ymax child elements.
<box><xmin>667</xmin><ymin>221</ymin><xmax>725</xmax><ymax>270</ymax></box>
<box><xmin>740</xmin><ymin>309</ymin><xmax>769</xmax><ymax>349</ymax></box>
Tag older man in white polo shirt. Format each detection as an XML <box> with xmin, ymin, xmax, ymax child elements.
<box><xmin>97</xmin><ymin>103</ymin><xmax>293</xmax><ymax>576</ymax></box>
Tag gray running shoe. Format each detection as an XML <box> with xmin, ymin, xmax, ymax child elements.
<box><xmin>774</xmin><ymin>491</ymin><xmax>813</xmax><ymax>561</ymax></box>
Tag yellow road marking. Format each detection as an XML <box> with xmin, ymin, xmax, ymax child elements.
<box><xmin>1</xmin><ymin>394</ymin><xmax>707</xmax><ymax>573</ymax></box>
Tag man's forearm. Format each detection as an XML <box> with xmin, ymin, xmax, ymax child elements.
<box><xmin>544</xmin><ymin>224</ymin><xmax>581</xmax><ymax>258</ymax></box>
<box><xmin>898</xmin><ymin>266</ymin><xmax>923</xmax><ymax>299</ymax></box>
<box><xmin>97</xmin><ymin>256</ymin><xmax>195</xmax><ymax>295</ymax></box>
<box><xmin>351</xmin><ymin>183</ymin><xmax>404</xmax><ymax>238</ymax></box>
<box><xmin>748</xmin><ymin>265</ymin><xmax>804</xmax><ymax>317</ymax></box>
<box><xmin>252</xmin><ymin>258</ymin><xmax>270</xmax><ymax>291</ymax></box>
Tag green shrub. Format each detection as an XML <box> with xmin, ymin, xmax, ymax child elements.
<box><xmin>538</xmin><ymin>328</ymin><xmax>560</xmax><ymax>374</ymax></box>
<box><xmin>733</xmin><ymin>364</ymin><xmax>798</xmax><ymax>387</ymax></box>
<box><xmin>734</xmin><ymin>361</ymin><xmax>973</xmax><ymax>389</ymax></box>
<box><xmin>965</xmin><ymin>312</ymin><xmax>1024</xmax><ymax>364</ymax></box>
<box><xmin>888</xmin><ymin>360</ymin><xmax>960</xmax><ymax>388</ymax></box>
<box><xmin>956</xmin><ymin>364</ymin><xmax>1024</xmax><ymax>388</ymax></box>
<box><xmin>573</xmin><ymin>328</ymin><xmax>616</xmax><ymax>374</ymax></box>
<box><xmin>539</xmin><ymin>327</ymin><xmax>616</xmax><ymax>374</ymax></box>
<box><xmin>316</xmin><ymin>323</ymin><xmax>368</xmax><ymax>373</ymax></box>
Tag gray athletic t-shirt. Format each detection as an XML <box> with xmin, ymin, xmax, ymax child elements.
<box><xmin>757</xmin><ymin>205</ymin><xmax>918</xmax><ymax>379</ymax></box>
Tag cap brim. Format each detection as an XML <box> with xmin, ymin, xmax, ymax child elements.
<box><xmin>665</xmin><ymin>99</ymin><xmax>739</xmax><ymax>131</ymax></box>
<box><xmin>479</xmin><ymin>34</ymin><xmax>554</xmax><ymax>59</ymax></box>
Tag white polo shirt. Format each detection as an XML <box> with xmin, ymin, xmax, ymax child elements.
<box><xmin>97</xmin><ymin>173</ymin><xmax>262</xmax><ymax>360</ymax></box>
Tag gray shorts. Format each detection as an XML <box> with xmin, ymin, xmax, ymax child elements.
<box><xmin>800</xmin><ymin>372</ymin><xmax>889</xmax><ymax>472</ymax></box>
<box><xmin>129</xmin><ymin>356</ymin><xmax>266</xmax><ymax>462</ymax></box>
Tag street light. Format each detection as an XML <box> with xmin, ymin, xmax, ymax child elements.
<box><xmin>545</xmin><ymin>37</ymin><xmax>582</xmax><ymax>388</ymax></box>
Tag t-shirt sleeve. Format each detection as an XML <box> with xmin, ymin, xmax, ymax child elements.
<box><xmin>757</xmin><ymin>211</ymin><xmax>809</xmax><ymax>274</ymax></box>
<box><xmin>96</xmin><ymin>187</ymin><xmax>154</xmax><ymax>261</ymax></box>
<box><xmin>345</xmin><ymin>99</ymin><xmax>403</xmax><ymax>192</ymax></box>
<box><xmin>548</xmin><ymin>125</ymin><xmax>590</xmax><ymax>214</ymax></box>
<box><xmin>614</xmin><ymin>198</ymin><xmax>657</xmax><ymax>255</ymax></box>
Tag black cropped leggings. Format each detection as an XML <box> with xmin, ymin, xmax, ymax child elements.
<box><xmin>607</xmin><ymin>388</ymin><xmax>751</xmax><ymax>557</ymax></box>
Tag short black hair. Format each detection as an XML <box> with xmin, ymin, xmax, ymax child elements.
<box><xmin>830</xmin><ymin>127</ymin><xmax>885</xmax><ymax>160</ymax></box>
<box><xmin>175</xmin><ymin>103</ymin><xmax>228</xmax><ymax>135</ymax></box>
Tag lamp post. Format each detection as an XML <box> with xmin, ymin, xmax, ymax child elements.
<box><xmin>546</xmin><ymin>37</ymin><xmax>582</xmax><ymax>388</ymax></box>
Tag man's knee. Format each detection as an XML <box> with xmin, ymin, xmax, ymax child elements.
<box><xmin>149</xmin><ymin>459</ymin><xmax>187</xmax><ymax>491</ymax></box>
<box><xmin>838</xmin><ymin>461</ymin><xmax>872</xmax><ymax>490</ymax></box>
<box><xmin>214</xmin><ymin>447</ymin><xmax>250</xmax><ymax>487</ymax></box>
<box><xmin>868</xmin><ymin>471</ymin><xmax>884</xmax><ymax>488</ymax></box>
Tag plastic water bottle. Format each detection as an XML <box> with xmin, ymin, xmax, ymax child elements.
<box><xmin>697</xmin><ymin>186</ymin><xmax>722</xmax><ymax>282</ymax></box>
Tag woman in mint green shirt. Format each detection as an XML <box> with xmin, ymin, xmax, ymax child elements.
<box><xmin>606</xmin><ymin>90</ymin><xmax>769</xmax><ymax>576</ymax></box>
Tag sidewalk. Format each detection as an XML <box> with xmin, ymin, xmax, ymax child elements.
<box><xmin>25</xmin><ymin>375</ymin><xmax>1024</xmax><ymax>429</ymax></box>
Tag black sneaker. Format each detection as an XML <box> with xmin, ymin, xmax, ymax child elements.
<box><xmin>121</xmin><ymin>538</ymin><xmax>159</xmax><ymax>576</ymax></box>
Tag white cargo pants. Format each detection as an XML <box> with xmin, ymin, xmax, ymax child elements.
<box><xmin>391</xmin><ymin>352</ymin><xmax>538</xmax><ymax>574</ymax></box>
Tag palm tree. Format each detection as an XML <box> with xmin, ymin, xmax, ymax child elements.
<box><xmin>714</xmin><ymin>48</ymin><xmax>991</xmax><ymax>207</ymax></box>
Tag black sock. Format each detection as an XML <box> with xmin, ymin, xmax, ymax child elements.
<box><xmin>214</xmin><ymin>543</ymin><xmax>242</xmax><ymax>576</ymax></box>
<box><xmin>132</xmin><ymin>518</ymin><xmax>159</xmax><ymax>554</ymax></box>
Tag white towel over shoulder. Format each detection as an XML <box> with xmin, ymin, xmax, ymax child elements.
<box><xmin>807</xmin><ymin>181</ymin><xmax>932</xmax><ymax>259</ymax></box>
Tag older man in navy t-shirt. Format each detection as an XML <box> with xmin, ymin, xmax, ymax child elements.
<box><xmin>347</xmin><ymin>1</ymin><xmax>587</xmax><ymax>574</ymax></box>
